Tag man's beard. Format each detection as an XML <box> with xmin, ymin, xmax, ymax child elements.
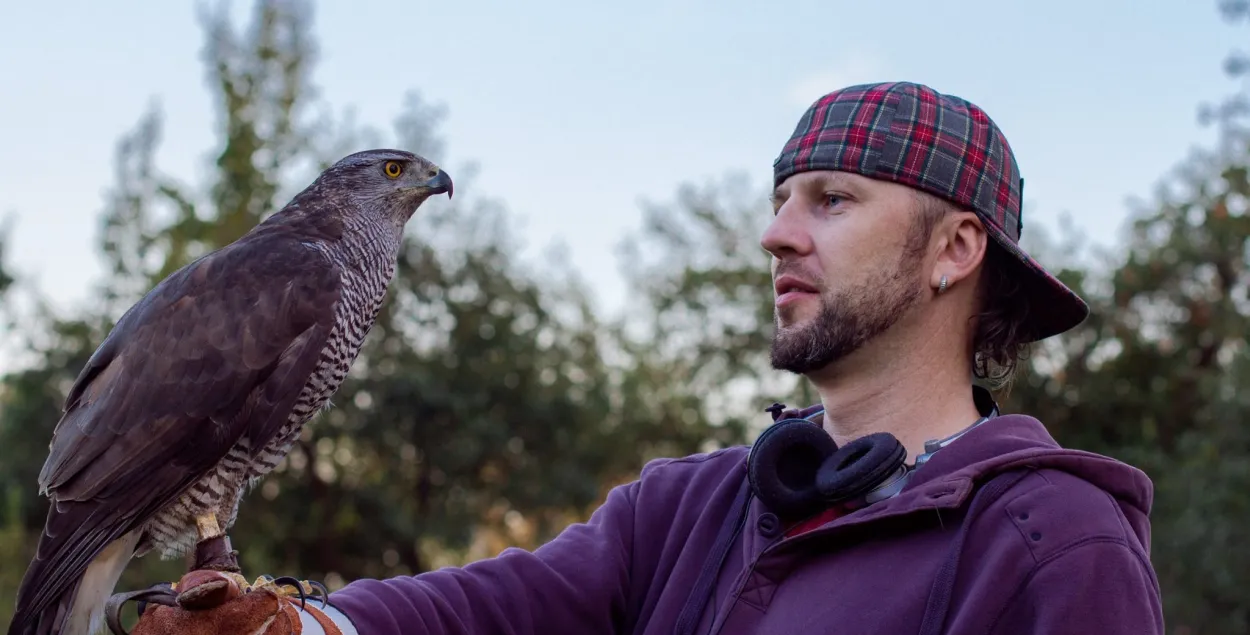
<box><xmin>769</xmin><ymin>245</ymin><xmax>927</xmax><ymax>376</ymax></box>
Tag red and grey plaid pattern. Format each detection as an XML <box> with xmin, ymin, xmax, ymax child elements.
<box><xmin>772</xmin><ymin>81</ymin><xmax>1089</xmax><ymax>341</ymax></box>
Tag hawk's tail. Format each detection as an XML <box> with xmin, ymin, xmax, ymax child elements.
<box><xmin>7</xmin><ymin>531</ymin><xmax>140</xmax><ymax>635</ymax></box>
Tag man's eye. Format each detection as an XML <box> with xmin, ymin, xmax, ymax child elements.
<box><xmin>826</xmin><ymin>194</ymin><xmax>844</xmax><ymax>207</ymax></box>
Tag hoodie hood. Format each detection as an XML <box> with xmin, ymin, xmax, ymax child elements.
<box><xmin>769</xmin><ymin>399</ymin><xmax>1156</xmax><ymax>553</ymax></box>
<box><xmin>913</xmin><ymin>412</ymin><xmax>1154</xmax><ymax>547</ymax></box>
<box><xmin>913</xmin><ymin>412</ymin><xmax>1149</xmax><ymax>494</ymax></box>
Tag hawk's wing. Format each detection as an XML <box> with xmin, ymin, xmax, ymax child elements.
<box><xmin>12</xmin><ymin>227</ymin><xmax>343</xmax><ymax>625</ymax></box>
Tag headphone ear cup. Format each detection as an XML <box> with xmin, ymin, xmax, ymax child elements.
<box><xmin>748</xmin><ymin>419</ymin><xmax>838</xmax><ymax>518</ymax></box>
<box><xmin>815</xmin><ymin>432</ymin><xmax>907</xmax><ymax>504</ymax></box>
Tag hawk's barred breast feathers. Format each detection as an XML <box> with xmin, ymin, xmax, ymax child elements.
<box><xmin>8</xmin><ymin>148</ymin><xmax>451</xmax><ymax>635</ymax></box>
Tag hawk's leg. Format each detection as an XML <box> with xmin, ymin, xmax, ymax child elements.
<box><xmin>190</xmin><ymin>513</ymin><xmax>327</xmax><ymax>608</ymax></box>
<box><xmin>177</xmin><ymin>512</ymin><xmax>270</xmax><ymax>607</ymax></box>
<box><xmin>192</xmin><ymin>512</ymin><xmax>241</xmax><ymax>573</ymax></box>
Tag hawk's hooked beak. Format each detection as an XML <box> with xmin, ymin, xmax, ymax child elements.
<box><xmin>422</xmin><ymin>169</ymin><xmax>454</xmax><ymax>199</ymax></box>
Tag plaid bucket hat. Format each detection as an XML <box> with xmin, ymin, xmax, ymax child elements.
<box><xmin>772</xmin><ymin>81</ymin><xmax>1089</xmax><ymax>341</ymax></box>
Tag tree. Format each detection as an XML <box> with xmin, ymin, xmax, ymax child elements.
<box><xmin>610</xmin><ymin>3</ymin><xmax>1250</xmax><ymax>628</ymax></box>
<box><xmin>616</xmin><ymin>172</ymin><xmax>813</xmax><ymax>436</ymax></box>
<box><xmin>0</xmin><ymin>1</ymin><xmax>737</xmax><ymax>629</ymax></box>
<box><xmin>618</xmin><ymin>156</ymin><xmax>1250</xmax><ymax>633</ymax></box>
<box><xmin>0</xmin><ymin>223</ymin><xmax>12</xmax><ymax>300</ymax></box>
<box><xmin>0</xmin><ymin>220</ymin><xmax>16</xmax><ymax>362</ymax></box>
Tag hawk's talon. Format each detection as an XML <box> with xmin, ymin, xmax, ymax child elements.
<box><xmin>308</xmin><ymin>579</ymin><xmax>331</xmax><ymax>607</ymax></box>
<box><xmin>242</xmin><ymin>574</ymin><xmax>328</xmax><ymax>610</ymax></box>
<box><xmin>104</xmin><ymin>583</ymin><xmax>180</xmax><ymax>635</ymax></box>
<box><xmin>135</xmin><ymin>581</ymin><xmax>176</xmax><ymax>617</ymax></box>
<box><xmin>269</xmin><ymin>575</ymin><xmax>310</xmax><ymax>609</ymax></box>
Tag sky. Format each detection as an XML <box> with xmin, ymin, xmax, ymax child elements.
<box><xmin>0</xmin><ymin>0</ymin><xmax>1244</xmax><ymax>330</ymax></box>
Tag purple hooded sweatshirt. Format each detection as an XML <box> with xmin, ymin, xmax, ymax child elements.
<box><xmin>328</xmin><ymin>411</ymin><xmax>1164</xmax><ymax>634</ymax></box>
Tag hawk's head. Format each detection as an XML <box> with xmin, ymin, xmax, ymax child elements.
<box><xmin>312</xmin><ymin>148</ymin><xmax>453</xmax><ymax>224</ymax></box>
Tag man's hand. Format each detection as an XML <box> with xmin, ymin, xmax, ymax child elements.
<box><xmin>107</xmin><ymin>570</ymin><xmax>346</xmax><ymax>635</ymax></box>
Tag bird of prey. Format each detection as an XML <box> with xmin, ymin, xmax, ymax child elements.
<box><xmin>7</xmin><ymin>149</ymin><xmax>453</xmax><ymax>635</ymax></box>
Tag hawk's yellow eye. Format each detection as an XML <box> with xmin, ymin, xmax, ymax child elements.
<box><xmin>383</xmin><ymin>161</ymin><xmax>403</xmax><ymax>179</ymax></box>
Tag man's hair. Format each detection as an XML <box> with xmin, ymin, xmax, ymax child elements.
<box><xmin>910</xmin><ymin>191</ymin><xmax>1033</xmax><ymax>391</ymax></box>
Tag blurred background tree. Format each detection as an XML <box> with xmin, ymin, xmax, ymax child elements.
<box><xmin>0</xmin><ymin>0</ymin><xmax>742</xmax><ymax>624</ymax></box>
<box><xmin>616</xmin><ymin>172</ymin><xmax>812</xmax><ymax>426</ymax></box>
<box><xmin>0</xmin><ymin>226</ymin><xmax>12</xmax><ymax>299</ymax></box>
<box><xmin>616</xmin><ymin>4</ymin><xmax>1250</xmax><ymax>631</ymax></box>
<box><xmin>2</xmin><ymin>0</ymin><xmax>1249</xmax><ymax>633</ymax></box>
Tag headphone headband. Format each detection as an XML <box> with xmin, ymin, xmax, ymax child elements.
<box><xmin>747</xmin><ymin>385</ymin><xmax>999</xmax><ymax>518</ymax></box>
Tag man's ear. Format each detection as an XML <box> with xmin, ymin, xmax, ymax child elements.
<box><xmin>929</xmin><ymin>211</ymin><xmax>987</xmax><ymax>294</ymax></box>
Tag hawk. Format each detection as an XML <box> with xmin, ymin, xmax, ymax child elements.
<box><xmin>7</xmin><ymin>149</ymin><xmax>452</xmax><ymax>635</ymax></box>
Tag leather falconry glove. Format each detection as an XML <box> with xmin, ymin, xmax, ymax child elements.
<box><xmin>106</xmin><ymin>570</ymin><xmax>356</xmax><ymax>635</ymax></box>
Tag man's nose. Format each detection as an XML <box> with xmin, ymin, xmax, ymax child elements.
<box><xmin>760</xmin><ymin>201</ymin><xmax>814</xmax><ymax>258</ymax></box>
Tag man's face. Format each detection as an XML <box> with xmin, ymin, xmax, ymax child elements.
<box><xmin>762</xmin><ymin>170</ymin><xmax>934</xmax><ymax>375</ymax></box>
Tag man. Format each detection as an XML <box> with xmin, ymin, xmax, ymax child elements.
<box><xmin>122</xmin><ymin>81</ymin><xmax>1164</xmax><ymax>634</ymax></box>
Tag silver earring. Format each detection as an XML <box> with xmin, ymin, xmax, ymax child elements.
<box><xmin>938</xmin><ymin>275</ymin><xmax>948</xmax><ymax>294</ymax></box>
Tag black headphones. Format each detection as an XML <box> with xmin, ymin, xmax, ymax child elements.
<box><xmin>746</xmin><ymin>385</ymin><xmax>1000</xmax><ymax>520</ymax></box>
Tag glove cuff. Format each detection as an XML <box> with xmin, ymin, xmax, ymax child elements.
<box><xmin>297</xmin><ymin>600</ymin><xmax>359</xmax><ymax>635</ymax></box>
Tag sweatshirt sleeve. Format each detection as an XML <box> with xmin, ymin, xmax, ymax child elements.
<box><xmin>324</xmin><ymin>479</ymin><xmax>639</xmax><ymax>635</ymax></box>
<box><xmin>990</xmin><ymin>539</ymin><xmax>1164</xmax><ymax>635</ymax></box>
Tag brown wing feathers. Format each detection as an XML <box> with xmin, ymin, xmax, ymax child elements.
<box><xmin>9</xmin><ymin>231</ymin><xmax>342</xmax><ymax>634</ymax></box>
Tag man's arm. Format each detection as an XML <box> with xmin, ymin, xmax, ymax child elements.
<box><xmin>128</xmin><ymin>478</ymin><xmax>640</xmax><ymax>635</ymax></box>
<box><xmin>328</xmin><ymin>478</ymin><xmax>639</xmax><ymax>634</ymax></box>
<box><xmin>989</xmin><ymin>539</ymin><xmax>1164</xmax><ymax>634</ymax></box>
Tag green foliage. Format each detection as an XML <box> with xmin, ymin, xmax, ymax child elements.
<box><xmin>616</xmin><ymin>8</ymin><xmax>1250</xmax><ymax>632</ymax></box>
<box><xmin>1002</xmin><ymin>134</ymin><xmax>1250</xmax><ymax>632</ymax></box>
<box><xmin>0</xmin><ymin>0</ymin><xmax>740</xmax><ymax>627</ymax></box>
<box><xmin>617</xmin><ymin>173</ymin><xmax>814</xmax><ymax>432</ymax></box>
<box><xmin>0</xmin><ymin>222</ymin><xmax>13</xmax><ymax>299</ymax></box>
<box><xmin>623</xmin><ymin>130</ymin><xmax>1250</xmax><ymax>633</ymax></box>
<box><xmin>0</xmin><ymin>307</ymin><xmax>110</xmax><ymax>624</ymax></box>
<box><xmin>2</xmin><ymin>0</ymin><xmax>1249</xmax><ymax>632</ymax></box>
<box><xmin>0</xmin><ymin>220</ymin><xmax>16</xmax><ymax>359</ymax></box>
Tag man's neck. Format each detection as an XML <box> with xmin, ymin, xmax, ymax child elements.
<box><xmin>807</xmin><ymin>331</ymin><xmax>982</xmax><ymax>464</ymax></box>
